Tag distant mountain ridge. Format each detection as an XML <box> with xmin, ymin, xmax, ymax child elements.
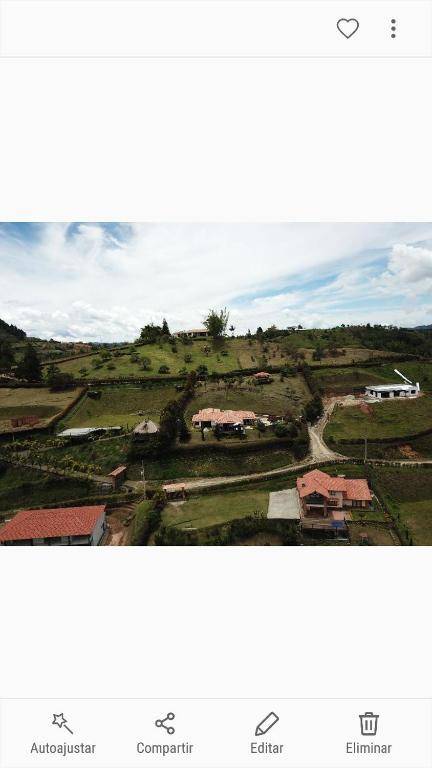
<box><xmin>414</xmin><ymin>324</ymin><xmax>432</xmax><ymax>330</ymax></box>
<box><xmin>0</xmin><ymin>318</ymin><xmax>26</xmax><ymax>341</ymax></box>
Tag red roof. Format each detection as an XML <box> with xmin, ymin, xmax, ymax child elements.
<box><xmin>192</xmin><ymin>408</ymin><xmax>256</xmax><ymax>424</ymax></box>
<box><xmin>0</xmin><ymin>505</ymin><xmax>106</xmax><ymax>543</ymax></box>
<box><xmin>297</xmin><ymin>469</ymin><xmax>372</xmax><ymax>502</ymax></box>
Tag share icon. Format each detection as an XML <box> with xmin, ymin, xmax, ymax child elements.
<box><xmin>155</xmin><ymin>712</ymin><xmax>175</xmax><ymax>735</ymax></box>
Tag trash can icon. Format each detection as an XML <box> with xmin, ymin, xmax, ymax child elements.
<box><xmin>359</xmin><ymin>712</ymin><xmax>379</xmax><ymax>736</ymax></box>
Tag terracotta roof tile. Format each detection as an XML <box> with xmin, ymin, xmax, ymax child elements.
<box><xmin>296</xmin><ymin>470</ymin><xmax>372</xmax><ymax>502</ymax></box>
<box><xmin>0</xmin><ymin>505</ymin><xmax>106</xmax><ymax>543</ymax></box>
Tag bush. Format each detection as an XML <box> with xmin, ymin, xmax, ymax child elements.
<box><xmin>158</xmin><ymin>365</ymin><xmax>170</xmax><ymax>374</ymax></box>
<box><xmin>273</xmin><ymin>422</ymin><xmax>290</xmax><ymax>438</ymax></box>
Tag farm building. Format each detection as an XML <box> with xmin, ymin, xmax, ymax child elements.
<box><xmin>174</xmin><ymin>328</ymin><xmax>210</xmax><ymax>339</ymax></box>
<box><xmin>365</xmin><ymin>384</ymin><xmax>419</xmax><ymax>399</ymax></box>
<box><xmin>133</xmin><ymin>419</ymin><xmax>159</xmax><ymax>439</ymax></box>
<box><xmin>163</xmin><ymin>483</ymin><xmax>187</xmax><ymax>500</ymax></box>
<box><xmin>253</xmin><ymin>371</ymin><xmax>273</xmax><ymax>384</ymax></box>
<box><xmin>108</xmin><ymin>465</ymin><xmax>127</xmax><ymax>489</ymax></box>
<box><xmin>296</xmin><ymin>469</ymin><xmax>372</xmax><ymax>518</ymax></box>
<box><xmin>0</xmin><ymin>505</ymin><xmax>107</xmax><ymax>546</ymax></box>
<box><xmin>192</xmin><ymin>408</ymin><xmax>256</xmax><ymax>429</ymax></box>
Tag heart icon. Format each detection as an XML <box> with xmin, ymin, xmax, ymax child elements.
<box><xmin>337</xmin><ymin>18</ymin><xmax>360</xmax><ymax>38</ymax></box>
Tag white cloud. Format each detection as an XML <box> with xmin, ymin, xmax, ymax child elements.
<box><xmin>2</xmin><ymin>223</ymin><xmax>432</xmax><ymax>340</ymax></box>
<box><xmin>373</xmin><ymin>243</ymin><xmax>432</xmax><ymax>297</ymax></box>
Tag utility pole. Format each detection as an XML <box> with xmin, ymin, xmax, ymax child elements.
<box><xmin>140</xmin><ymin>460</ymin><xmax>146</xmax><ymax>499</ymax></box>
<box><xmin>364</xmin><ymin>435</ymin><xmax>368</xmax><ymax>463</ymax></box>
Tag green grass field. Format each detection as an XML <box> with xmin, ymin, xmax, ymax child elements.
<box><xmin>62</xmin><ymin>384</ymin><xmax>178</xmax><ymax>430</ymax></box>
<box><xmin>162</xmin><ymin>489</ymin><xmax>269</xmax><ymax>530</ymax></box>
<box><xmin>0</xmin><ymin>387</ymin><xmax>82</xmax><ymax>432</ymax></box>
<box><xmin>325</xmin><ymin>394</ymin><xmax>432</xmax><ymax>441</ymax></box>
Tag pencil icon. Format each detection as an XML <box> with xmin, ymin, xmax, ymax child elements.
<box><xmin>255</xmin><ymin>712</ymin><xmax>279</xmax><ymax>736</ymax></box>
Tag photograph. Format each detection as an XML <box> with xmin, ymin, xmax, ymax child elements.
<box><xmin>1</xmin><ymin>221</ymin><xmax>432</xmax><ymax>547</ymax></box>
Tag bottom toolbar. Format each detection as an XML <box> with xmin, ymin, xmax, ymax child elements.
<box><xmin>0</xmin><ymin>699</ymin><xmax>430</xmax><ymax>768</ymax></box>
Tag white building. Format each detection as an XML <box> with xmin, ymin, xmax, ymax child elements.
<box><xmin>365</xmin><ymin>384</ymin><xmax>419</xmax><ymax>399</ymax></box>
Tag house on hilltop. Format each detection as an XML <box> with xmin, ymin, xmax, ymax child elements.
<box><xmin>296</xmin><ymin>469</ymin><xmax>372</xmax><ymax>518</ymax></box>
<box><xmin>0</xmin><ymin>505</ymin><xmax>107</xmax><ymax>546</ymax></box>
<box><xmin>174</xmin><ymin>328</ymin><xmax>210</xmax><ymax>339</ymax></box>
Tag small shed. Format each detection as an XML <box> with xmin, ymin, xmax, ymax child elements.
<box><xmin>163</xmin><ymin>483</ymin><xmax>187</xmax><ymax>501</ymax></box>
<box><xmin>108</xmin><ymin>465</ymin><xmax>127</xmax><ymax>489</ymax></box>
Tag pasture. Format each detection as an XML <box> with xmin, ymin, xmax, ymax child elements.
<box><xmin>62</xmin><ymin>384</ymin><xmax>178</xmax><ymax>430</ymax></box>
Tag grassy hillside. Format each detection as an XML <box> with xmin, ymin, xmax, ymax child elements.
<box><xmin>0</xmin><ymin>463</ymin><xmax>94</xmax><ymax>514</ymax></box>
<box><xmin>325</xmin><ymin>394</ymin><xmax>432</xmax><ymax>441</ymax></box>
<box><xmin>185</xmin><ymin>375</ymin><xmax>309</xmax><ymax>421</ymax></box>
<box><xmin>45</xmin><ymin>336</ymin><xmax>397</xmax><ymax>381</ymax></box>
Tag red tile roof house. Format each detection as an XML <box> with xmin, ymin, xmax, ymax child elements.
<box><xmin>192</xmin><ymin>408</ymin><xmax>256</xmax><ymax>430</ymax></box>
<box><xmin>0</xmin><ymin>505</ymin><xmax>107</xmax><ymax>546</ymax></box>
<box><xmin>296</xmin><ymin>469</ymin><xmax>373</xmax><ymax>520</ymax></box>
<box><xmin>253</xmin><ymin>371</ymin><xmax>273</xmax><ymax>384</ymax></box>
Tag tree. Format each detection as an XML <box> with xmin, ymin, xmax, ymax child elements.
<box><xmin>162</xmin><ymin>318</ymin><xmax>170</xmax><ymax>336</ymax></box>
<box><xmin>229</xmin><ymin>324</ymin><xmax>235</xmax><ymax>337</ymax></box>
<box><xmin>203</xmin><ymin>308</ymin><xmax>229</xmax><ymax>339</ymax></box>
<box><xmin>0</xmin><ymin>339</ymin><xmax>15</xmax><ymax>371</ymax></box>
<box><xmin>16</xmin><ymin>344</ymin><xmax>42</xmax><ymax>382</ymax></box>
<box><xmin>139</xmin><ymin>323</ymin><xmax>163</xmax><ymax>344</ymax></box>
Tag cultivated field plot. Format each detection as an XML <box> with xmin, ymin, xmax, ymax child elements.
<box><xmin>63</xmin><ymin>384</ymin><xmax>178</xmax><ymax>429</ymax></box>
<box><xmin>0</xmin><ymin>387</ymin><xmax>82</xmax><ymax>433</ymax></box>
<box><xmin>47</xmin><ymin>338</ymin><xmax>291</xmax><ymax>380</ymax></box>
<box><xmin>325</xmin><ymin>394</ymin><xmax>432</xmax><ymax>441</ymax></box>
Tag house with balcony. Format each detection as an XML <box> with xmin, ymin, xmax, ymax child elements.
<box><xmin>296</xmin><ymin>469</ymin><xmax>372</xmax><ymax>519</ymax></box>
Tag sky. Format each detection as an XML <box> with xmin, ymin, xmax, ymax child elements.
<box><xmin>1</xmin><ymin>222</ymin><xmax>432</xmax><ymax>342</ymax></box>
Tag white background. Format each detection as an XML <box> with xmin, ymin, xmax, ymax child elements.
<box><xmin>0</xmin><ymin>0</ymin><xmax>432</xmax><ymax>714</ymax></box>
